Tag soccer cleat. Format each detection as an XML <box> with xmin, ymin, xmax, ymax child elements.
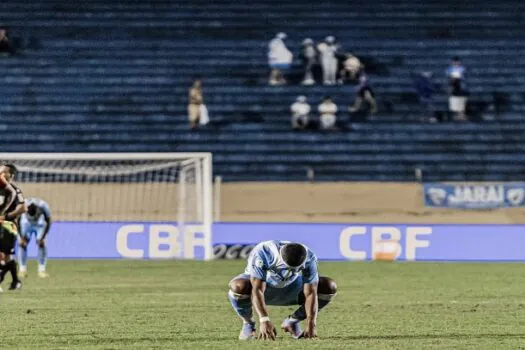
<box><xmin>38</xmin><ymin>271</ymin><xmax>50</xmax><ymax>278</ymax></box>
<box><xmin>281</xmin><ymin>318</ymin><xmax>303</xmax><ymax>339</ymax></box>
<box><xmin>9</xmin><ymin>281</ymin><xmax>22</xmax><ymax>290</ymax></box>
<box><xmin>238</xmin><ymin>322</ymin><xmax>256</xmax><ymax>340</ymax></box>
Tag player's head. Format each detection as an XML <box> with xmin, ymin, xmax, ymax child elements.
<box><xmin>0</xmin><ymin>163</ymin><xmax>18</xmax><ymax>182</ymax></box>
<box><xmin>27</xmin><ymin>203</ymin><xmax>40</xmax><ymax>218</ymax></box>
<box><xmin>280</xmin><ymin>243</ymin><xmax>307</xmax><ymax>269</ymax></box>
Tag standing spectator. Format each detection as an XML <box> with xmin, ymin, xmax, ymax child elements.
<box><xmin>318</xmin><ymin>96</ymin><xmax>338</xmax><ymax>130</ymax></box>
<box><xmin>413</xmin><ymin>71</ymin><xmax>439</xmax><ymax>123</ymax></box>
<box><xmin>268</xmin><ymin>32</ymin><xmax>293</xmax><ymax>86</ymax></box>
<box><xmin>187</xmin><ymin>79</ymin><xmax>206</xmax><ymax>130</ymax></box>
<box><xmin>300</xmin><ymin>38</ymin><xmax>316</xmax><ymax>85</ymax></box>
<box><xmin>349</xmin><ymin>68</ymin><xmax>377</xmax><ymax>114</ymax></box>
<box><xmin>0</xmin><ymin>27</ymin><xmax>14</xmax><ymax>56</ymax></box>
<box><xmin>290</xmin><ymin>95</ymin><xmax>311</xmax><ymax>130</ymax></box>
<box><xmin>339</xmin><ymin>53</ymin><xmax>361</xmax><ymax>84</ymax></box>
<box><xmin>446</xmin><ymin>56</ymin><xmax>468</xmax><ymax>121</ymax></box>
<box><xmin>317</xmin><ymin>36</ymin><xmax>339</xmax><ymax>85</ymax></box>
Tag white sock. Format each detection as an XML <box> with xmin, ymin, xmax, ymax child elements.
<box><xmin>38</xmin><ymin>265</ymin><xmax>46</xmax><ymax>273</ymax></box>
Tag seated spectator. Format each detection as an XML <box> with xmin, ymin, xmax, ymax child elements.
<box><xmin>268</xmin><ymin>32</ymin><xmax>293</xmax><ymax>86</ymax></box>
<box><xmin>290</xmin><ymin>95</ymin><xmax>311</xmax><ymax>130</ymax></box>
<box><xmin>446</xmin><ymin>56</ymin><xmax>466</xmax><ymax>80</ymax></box>
<box><xmin>0</xmin><ymin>27</ymin><xmax>14</xmax><ymax>56</ymax></box>
<box><xmin>318</xmin><ymin>96</ymin><xmax>338</xmax><ymax>130</ymax></box>
<box><xmin>446</xmin><ymin>56</ymin><xmax>468</xmax><ymax>121</ymax></box>
<box><xmin>349</xmin><ymin>68</ymin><xmax>377</xmax><ymax>114</ymax></box>
<box><xmin>300</xmin><ymin>38</ymin><xmax>316</xmax><ymax>85</ymax></box>
<box><xmin>412</xmin><ymin>71</ymin><xmax>439</xmax><ymax>123</ymax></box>
<box><xmin>317</xmin><ymin>36</ymin><xmax>339</xmax><ymax>85</ymax></box>
<box><xmin>339</xmin><ymin>53</ymin><xmax>361</xmax><ymax>84</ymax></box>
<box><xmin>187</xmin><ymin>79</ymin><xmax>208</xmax><ymax>130</ymax></box>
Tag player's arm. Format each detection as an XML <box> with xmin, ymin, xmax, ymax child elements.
<box><xmin>5</xmin><ymin>201</ymin><xmax>27</xmax><ymax>222</ymax></box>
<box><xmin>38</xmin><ymin>210</ymin><xmax>52</xmax><ymax>245</ymax></box>
<box><xmin>0</xmin><ymin>176</ymin><xmax>15</xmax><ymax>217</ymax></box>
<box><xmin>247</xmin><ymin>250</ymin><xmax>276</xmax><ymax>340</ymax></box>
<box><xmin>250</xmin><ymin>277</ymin><xmax>276</xmax><ymax>340</ymax></box>
<box><xmin>42</xmin><ymin>212</ymin><xmax>53</xmax><ymax>239</ymax></box>
<box><xmin>303</xmin><ymin>282</ymin><xmax>319</xmax><ymax>339</ymax></box>
<box><xmin>302</xmin><ymin>254</ymin><xmax>320</xmax><ymax>339</ymax></box>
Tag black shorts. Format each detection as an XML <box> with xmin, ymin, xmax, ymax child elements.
<box><xmin>0</xmin><ymin>222</ymin><xmax>18</xmax><ymax>255</ymax></box>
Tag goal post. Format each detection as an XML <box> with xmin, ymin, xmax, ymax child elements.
<box><xmin>0</xmin><ymin>153</ymin><xmax>213</xmax><ymax>260</ymax></box>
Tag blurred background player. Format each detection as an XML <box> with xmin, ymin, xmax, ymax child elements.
<box><xmin>18</xmin><ymin>198</ymin><xmax>52</xmax><ymax>278</ymax></box>
<box><xmin>228</xmin><ymin>240</ymin><xmax>337</xmax><ymax>340</ymax></box>
<box><xmin>0</xmin><ymin>163</ymin><xmax>26</xmax><ymax>290</ymax></box>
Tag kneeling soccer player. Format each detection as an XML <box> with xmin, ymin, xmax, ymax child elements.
<box><xmin>228</xmin><ymin>240</ymin><xmax>337</xmax><ymax>340</ymax></box>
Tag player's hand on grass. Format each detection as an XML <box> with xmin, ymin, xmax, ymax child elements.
<box><xmin>258</xmin><ymin>320</ymin><xmax>277</xmax><ymax>340</ymax></box>
<box><xmin>303</xmin><ymin>320</ymin><xmax>318</xmax><ymax>339</ymax></box>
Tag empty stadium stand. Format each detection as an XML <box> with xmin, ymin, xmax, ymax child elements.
<box><xmin>1</xmin><ymin>0</ymin><xmax>525</xmax><ymax>180</ymax></box>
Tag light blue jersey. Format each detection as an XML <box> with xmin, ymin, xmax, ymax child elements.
<box><xmin>244</xmin><ymin>240</ymin><xmax>319</xmax><ymax>289</ymax></box>
<box><xmin>20</xmin><ymin>198</ymin><xmax>51</xmax><ymax>241</ymax></box>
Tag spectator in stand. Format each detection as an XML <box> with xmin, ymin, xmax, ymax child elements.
<box><xmin>349</xmin><ymin>67</ymin><xmax>377</xmax><ymax>114</ymax></box>
<box><xmin>413</xmin><ymin>71</ymin><xmax>439</xmax><ymax>123</ymax></box>
<box><xmin>300</xmin><ymin>38</ymin><xmax>316</xmax><ymax>85</ymax></box>
<box><xmin>268</xmin><ymin>32</ymin><xmax>293</xmax><ymax>86</ymax></box>
<box><xmin>446</xmin><ymin>56</ymin><xmax>468</xmax><ymax>121</ymax></box>
<box><xmin>317</xmin><ymin>36</ymin><xmax>339</xmax><ymax>85</ymax></box>
<box><xmin>0</xmin><ymin>27</ymin><xmax>14</xmax><ymax>56</ymax></box>
<box><xmin>318</xmin><ymin>96</ymin><xmax>338</xmax><ymax>130</ymax></box>
<box><xmin>187</xmin><ymin>79</ymin><xmax>208</xmax><ymax>130</ymax></box>
<box><xmin>290</xmin><ymin>96</ymin><xmax>311</xmax><ymax>130</ymax></box>
<box><xmin>339</xmin><ymin>53</ymin><xmax>361</xmax><ymax>84</ymax></box>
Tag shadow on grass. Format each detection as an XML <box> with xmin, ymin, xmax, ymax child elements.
<box><xmin>330</xmin><ymin>333</ymin><xmax>525</xmax><ymax>341</ymax></box>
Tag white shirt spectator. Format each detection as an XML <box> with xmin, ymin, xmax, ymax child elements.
<box><xmin>318</xmin><ymin>98</ymin><xmax>338</xmax><ymax>129</ymax></box>
<box><xmin>290</xmin><ymin>96</ymin><xmax>311</xmax><ymax>129</ymax></box>
<box><xmin>268</xmin><ymin>33</ymin><xmax>293</xmax><ymax>66</ymax></box>
<box><xmin>317</xmin><ymin>36</ymin><xmax>339</xmax><ymax>85</ymax></box>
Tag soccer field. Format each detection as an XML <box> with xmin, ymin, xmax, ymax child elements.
<box><xmin>3</xmin><ymin>260</ymin><xmax>525</xmax><ymax>349</ymax></box>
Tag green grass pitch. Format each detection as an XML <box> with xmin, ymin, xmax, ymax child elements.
<box><xmin>2</xmin><ymin>260</ymin><xmax>525</xmax><ymax>349</ymax></box>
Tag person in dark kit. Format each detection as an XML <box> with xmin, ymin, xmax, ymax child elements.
<box><xmin>300</xmin><ymin>38</ymin><xmax>317</xmax><ymax>85</ymax></box>
<box><xmin>349</xmin><ymin>68</ymin><xmax>377</xmax><ymax>114</ymax></box>
<box><xmin>413</xmin><ymin>71</ymin><xmax>439</xmax><ymax>123</ymax></box>
<box><xmin>0</xmin><ymin>27</ymin><xmax>14</xmax><ymax>56</ymax></box>
<box><xmin>0</xmin><ymin>164</ymin><xmax>27</xmax><ymax>291</ymax></box>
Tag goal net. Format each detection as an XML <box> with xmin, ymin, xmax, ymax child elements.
<box><xmin>0</xmin><ymin>153</ymin><xmax>213</xmax><ymax>257</ymax></box>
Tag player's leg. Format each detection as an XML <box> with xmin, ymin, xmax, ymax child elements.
<box><xmin>5</xmin><ymin>255</ymin><xmax>22</xmax><ymax>290</ymax></box>
<box><xmin>17</xmin><ymin>219</ymin><xmax>32</xmax><ymax>278</ymax></box>
<box><xmin>1</xmin><ymin>222</ymin><xmax>22</xmax><ymax>289</ymax></box>
<box><xmin>282</xmin><ymin>276</ymin><xmax>338</xmax><ymax>338</ymax></box>
<box><xmin>36</xmin><ymin>229</ymin><xmax>49</xmax><ymax>278</ymax></box>
<box><xmin>18</xmin><ymin>233</ymin><xmax>30</xmax><ymax>278</ymax></box>
<box><xmin>228</xmin><ymin>275</ymin><xmax>256</xmax><ymax>340</ymax></box>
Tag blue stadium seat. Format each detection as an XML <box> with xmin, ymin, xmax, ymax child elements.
<box><xmin>1</xmin><ymin>0</ymin><xmax>525</xmax><ymax>180</ymax></box>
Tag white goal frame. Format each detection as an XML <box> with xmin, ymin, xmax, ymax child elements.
<box><xmin>0</xmin><ymin>152</ymin><xmax>214</xmax><ymax>260</ymax></box>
